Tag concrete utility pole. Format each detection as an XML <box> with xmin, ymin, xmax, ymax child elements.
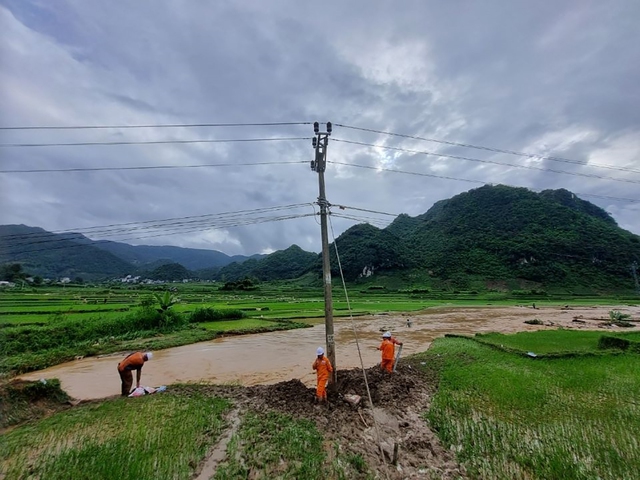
<box><xmin>311</xmin><ymin>121</ymin><xmax>337</xmax><ymax>385</ymax></box>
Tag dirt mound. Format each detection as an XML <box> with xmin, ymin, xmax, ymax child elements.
<box><xmin>247</xmin><ymin>364</ymin><xmax>424</xmax><ymax>410</ymax></box>
<box><xmin>243</xmin><ymin>363</ymin><xmax>464</xmax><ymax>479</ymax></box>
<box><xmin>0</xmin><ymin>378</ymin><xmax>71</xmax><ymax>431</ymax></box>
<box><xmin>334</xmin><ymin>364</ymin><xmax>424</xmax><ymax>409</ymax></box>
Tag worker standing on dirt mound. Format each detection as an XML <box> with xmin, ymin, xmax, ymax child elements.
<box><xmin>312</xmin><ymin>347</ymin><xmax>333</xmax><ymax>403</ymax></box>
<box><xmin>378</xmin><ymin>332</ymin><xmax>402</xmax><ymax>373</ymax></box>
<box><xmin>117</xmin><ymin>351</ymin><xmax>152</xmax><ymax>396</ymax></box>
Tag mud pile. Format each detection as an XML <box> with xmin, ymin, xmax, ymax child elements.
<box><xmin>245</xmin><ymin>364</ymin><xmax>423</xmax><ymax>416</ymax></box>
<box><xmin>244</xmin><ymin>364</ymin><xmax>464</xmax><ymax>479</ymax></box>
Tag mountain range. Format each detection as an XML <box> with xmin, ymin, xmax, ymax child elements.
<box><xmin>0</xmin><ymin>225</ymin><xmax>261</xmax><ymax>281</ymax></box>
<box><xmin>2</xmin><ymin>185</ymin><xmax>639</xmax><ymax>291</ymax></box>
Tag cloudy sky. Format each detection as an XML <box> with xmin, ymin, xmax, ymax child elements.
<box><xmin>1</xmin><ymin>0</ymin><xmax>639</xmax><ymax>256</ymax></box>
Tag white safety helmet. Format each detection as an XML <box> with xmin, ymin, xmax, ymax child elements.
<box><xmin>382</xmin><ymin>331</ymin><xmax>392</xmax><ymax>338</ymax></box>
<box><xmin>316</xmin><ymin>347</ymin><xmax>325</xmax><ymax>355</ymax></box>
<box><xmin>144</xmin><ymin>351</ymin><xmax>153</xmax><ymax>360</ymax></box>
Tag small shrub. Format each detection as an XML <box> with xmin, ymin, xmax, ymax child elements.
<box><xmin>9</xmin><ymin>378</ymin><xmax>69</xmax><ymax>403</ymax></box>
<box><xmin>524</xmin><ymin>319</ymin><xmax>544</xmax><ymax>325</ymax></box>
<box><xmin>609</xmin><ymin>310</ymin><xmax>631</xmax><ymax>322</ymax></box>
<box><xmin>1</xmin><ymin>378</ymin><xmax>69</xmax><ymax>428</ymax></box>
<box><xmin>598</xmin><ymin>335</ymin><xmax>630</xmax><ymax>350</ymax></box>
<box><xmin>189</xmin><ymin>308</ymin><xmax>246</xmax><ymax>323</ymax></box>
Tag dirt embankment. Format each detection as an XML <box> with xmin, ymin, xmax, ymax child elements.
<box><xmin>235</xmin><ymin>362</ymin><xmax>464</xmax><ymax>479</ymax></box>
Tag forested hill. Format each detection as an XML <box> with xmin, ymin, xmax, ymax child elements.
<box><xmin>0</xmin><ymin>225</ymin><xmax>256</xmax><ymax>280</ymax></box>
<box><xmin>407</xmin><ymin>186</ymin><xmax>639</xmax><ymax>289</ymax></box>
<box><xmin>197</xmin><ymin>245</ymin><xmax>318</xmax><ymax>282</ymax></box>
<box><xmin>0</xmin><ymin>225</ymin><xmax>134</xmax><ymax>280</ymax></box>
<box><xmin>332</xmin><ymin>185</ymin><xmax>640</xmax><ymax>290</ymax></box>
<box><xmin>2</xmin><ymin>186</ymin><xmax>639</xmax><ymax>289</ymax></box>
<box><xmin>93</xmin><ymin>241</ymin><xmax>253</xmax><ymax>270</ymax></box>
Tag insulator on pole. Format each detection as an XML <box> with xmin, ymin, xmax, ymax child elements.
<box><xmin>326</xmin><ymin>122</ymin><xmax>332</xmax><ymax>134</ymax></box>
<box><xmin>313</xmin><ymin>122</ymin><xmax>319</xmax><ymax>134</ymax></box>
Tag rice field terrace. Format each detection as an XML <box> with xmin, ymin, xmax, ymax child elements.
<box><xmin>0</xmin><ymin>283</ymin><xmax>637</xmax><ymax>377</ymax></box>
<box><xmin>2</xmin><ymin>328</ymin><xmax>639</xmax><ymax>479</ymax></box>
<box><xmin>2</xmin><ymin>283</ymin><xmax>637</xmax><ymax>326</ymax></box>
<box><xmin>472</xmin><ymin>329</ymin><xmax>640</xmax><ymax>355</ymax></box>
<box><xmin>419</xmin><ymin>335</ymin><xmax>640</xmax><ymax>480</ymax></box>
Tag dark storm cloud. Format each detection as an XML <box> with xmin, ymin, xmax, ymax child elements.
<box><xmin>1</xmin><ymin>0</ymin><xmax>639</xmax><ymax>256</ymax></box>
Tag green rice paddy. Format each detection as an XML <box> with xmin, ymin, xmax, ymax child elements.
<box><xmin>419</xmin><ymin>335</ymin><xmax>640</xmax><ymax>479</ymax></box>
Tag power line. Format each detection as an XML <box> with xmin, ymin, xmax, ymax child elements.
<box><xmin>1</xmin><ymin>204</ymin><xmax>314</xmax><ymax>244</ymax></box>
<box><xmin>330</xmin><ymin>159</ymin><xmax>484</xmax><ymax>184</ymax></box>
<box><xmin>329</xmin><ymin>160</ymin><xmax>640</xmax><ymax>204</ymax></box>
<box><xmin>577</xmin><ymin>193</ymin><xmax>640</xmax><ymax>203</ymax></box>
<box><xmin>331</xmin><ymin>204</ymin><xmax>398</xmax><ymax>217</ymax></box>
<box><xmin>4</xmin><ymin>213</ymin><xmax>316</xmax><ymax>256</ymax></box>
<box><xmin>335</xmin><ymin>123</ymin><xmax>640</xmax><ymax>175</ymax></box>
<box><xmin>0</xmin><ymin>121</ymin><xmax>312</xmax><ymax>131</ymax></box>
<box><xmin>331</xmin><ymin>213</ymin><xmax>390</xmax><ymax>228</ymax></box>
<box><xmin>0</xmin><ymin>137</ymin><xmax>309</xmax><ymax>148</ymax></box>
<box><xmin>332</xmin><ymin>138</ymin><xmax>640</xmax><ymax>186</ymax></box>
<box><xmin>1</xmin><ymin>202</ymin><xmax>397</xmax><ymax>242</ymax></box>
<box><xmin>0</xmin><ymin>160</ymin><xmax>307</xmax><ymax>174</ymax></box>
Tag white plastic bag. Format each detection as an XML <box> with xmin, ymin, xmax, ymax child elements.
<box><xmin>128</xmin><ymin>387</ymin><xmax>146</xmax><ymax>397</ymax></box>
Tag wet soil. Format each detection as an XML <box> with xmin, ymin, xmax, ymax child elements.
<box><xmin>236</xmin><ymin>362</ymin><xmax>464</xmax><ymax>479</ymax></box>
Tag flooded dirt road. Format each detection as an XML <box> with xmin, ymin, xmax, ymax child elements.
<box><xmin>19</xmin><ymin>305</ymin><xmax>638</xmax><ymax>400</ymax></box>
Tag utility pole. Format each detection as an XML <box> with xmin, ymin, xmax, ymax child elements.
<box><xmin>632</xmin><ymin>261</ymin><xmax>640</xmax><ymax>295</ymax></box>
<box><xmin>311</xmin><ymin>121</ymin><xmax>337</xmax><ymax>385</ymax></box>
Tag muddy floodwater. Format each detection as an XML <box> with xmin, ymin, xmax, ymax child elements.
<box><xmin>19</xmin><ymin>305</ymin><xmax>638</xmax><ymax>400</ymax></box>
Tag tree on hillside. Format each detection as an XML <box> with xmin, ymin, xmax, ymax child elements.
<box><xmin>147</xmin><ymin>263</ymin><xmax>192</xmax><ymax>281</ymax></box>
<box><xmin>1</xmin><ymin>263</ymin><xmax>26</xmax><ymax>282</ymax></box>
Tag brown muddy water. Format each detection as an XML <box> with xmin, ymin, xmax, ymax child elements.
<box><xmin>19</xmin><ymin>305</ymin><xmax>638</xmax><ymax>400</ymax></box>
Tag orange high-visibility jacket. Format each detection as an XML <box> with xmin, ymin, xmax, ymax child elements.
<box><xmin>313</xmin><ymin>355</ymin><xmax>333</xmax><ymax>378</ymax></box>
<box><xmin>379</xmin><ymin>339</ymin><xmax>395</xmax><ymax>361</ymax></box>
<box><xmin>118</xmin><ymin>352</ymin><xmax>145</xmax><ymax>372</ymax></box>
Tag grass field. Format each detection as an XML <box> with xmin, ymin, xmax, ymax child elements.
<box><xmin>474</xmin><ymin>330</ymin><xmax>608</xmax><ymax>354</ymax></box>
<box><xmin>0</xmin><ymin>389</ymin><xmax>231</xmax><ymax>479</ymax></box>
<box><xmin>200</xmin><ymin>318</ymin><xmax>283</xmax><ymax>331</ymax></box>
<box><xmin>0</xmin><ymin>387</ymin><xmax>366</xmax><ymax>480</ymax></box>
<box><xmin>419</xmin><ymin>335</ymin><xmax>640</xmax><ymax>480</ymax></box>
<box><xmin>473</xmin><ymin>330</ymin><xmax>640</xmax><ymax>355</ymax></box>
<box><xmin>2</xmin><ymin>283</ymin><xmax>637</xmax><ymax>326</ymax></box>
<box><xmin>2</xmin><ymin>329</ymin><xmax>640</xmax><ymax>479</ymax></box>
<box><xmin>1</xmin><ymin>283</ymin><xmax>637</xmax><ymax>377</ymax></box>
<box><xmin>215</xmin><ymin>411</ymin><xmax>342</xmax><ymax>479</ymax></box>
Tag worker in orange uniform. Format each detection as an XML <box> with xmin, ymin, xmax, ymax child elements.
<box><xmin>378</xmin><ymin>331</ymin><xmax>402</xmax><ymax>373</ymax></box>
<box><xmin>117</xmin><ymin>351</ymin><xmax>152</xmax><ymax>396</ymax></box>
<box><xmin>312</xmin><ymin>347</ymin><xmax>333</xmax><ymax>403</ymax></box>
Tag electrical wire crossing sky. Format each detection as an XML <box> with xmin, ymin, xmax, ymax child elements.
<box><xmin>1</xmin><ymin>1</ymin><xmax>639</xmax><ymax>255</ymax></box>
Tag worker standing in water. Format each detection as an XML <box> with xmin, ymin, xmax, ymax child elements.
<box><xmin>312</xmin><ymin>347</ymin><xmax>333</xmax><ymax>403</ymax></box>
<box><xmin>378</xmin><ymin>331</ymin><xmax>402</xmax><ymax>373</ymax></box>
<box><xmin>117</xmin><ymin>351</ymin><xmax>152</xmax><ymax>396</ymax></box>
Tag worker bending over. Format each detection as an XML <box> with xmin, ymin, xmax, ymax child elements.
<box><xmin>312</xmin><ymin>347</ymin><xmax>333</xmax><ymax>403</ymax></box>
<box><xmin>117</xmin><ymin>351</ymin><xmax>152</xmax><ymax>396</ymax></box>
<box><xmin>378</xmin><ymin>331</ymin><xmax>402</xmax><ymax>373</ymax></box>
